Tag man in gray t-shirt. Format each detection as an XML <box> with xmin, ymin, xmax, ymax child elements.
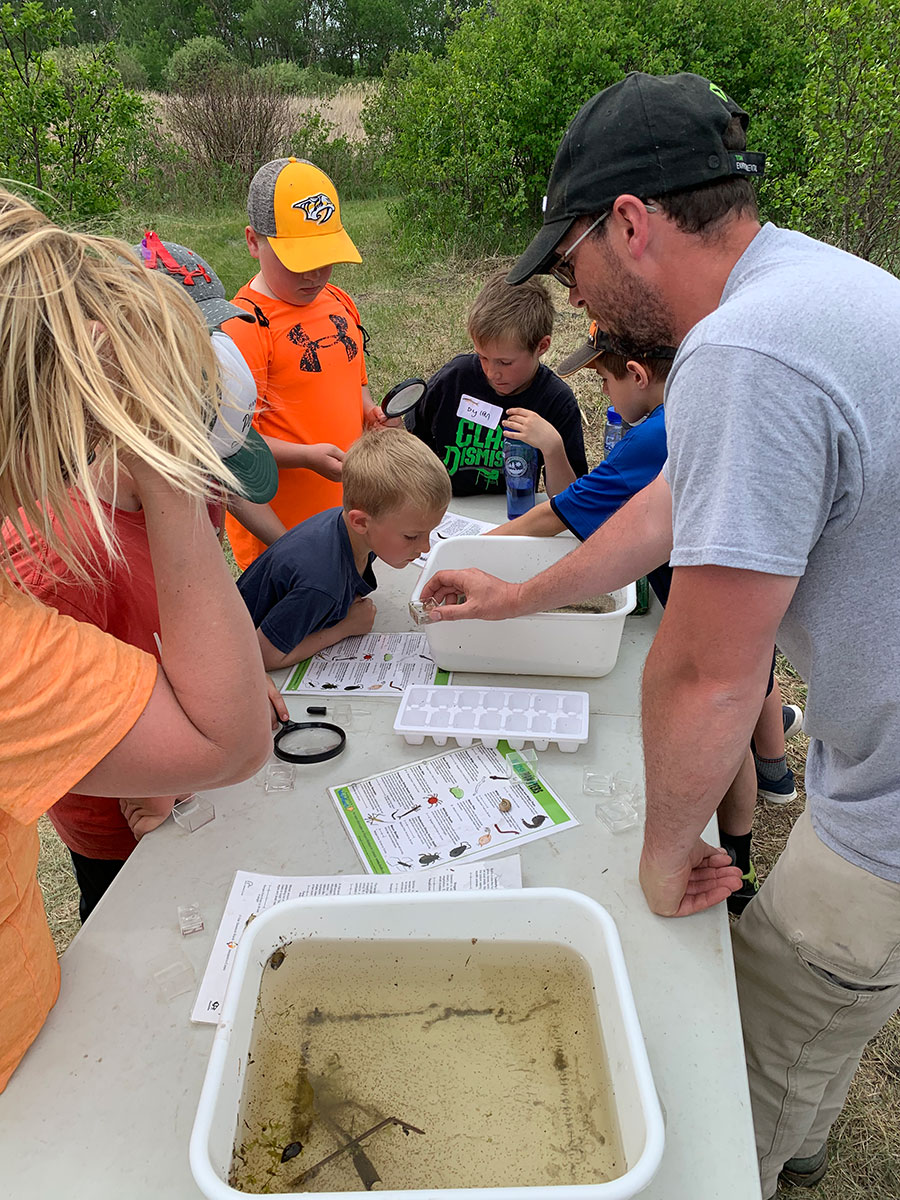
<box><xmin>421</xmin><ymin>73</ymin><xmax>900</xmax><ymax>1199</ymax></box>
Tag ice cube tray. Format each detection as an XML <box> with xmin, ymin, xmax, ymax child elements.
<box><xmin>394</xmin><ymin>684</ymin><xmax>589</xmax><ymax>752</ymax></box>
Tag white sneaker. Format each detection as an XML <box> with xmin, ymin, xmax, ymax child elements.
<box><xmin>782</xmin><ymin>704</ymin><xmax>804</xmax><ymax>740</ymax></box>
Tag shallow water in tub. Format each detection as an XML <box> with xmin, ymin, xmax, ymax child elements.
<box><xmin>230</xmin><ymin>938</ymin><xmax>623</xmax><ymax>1193</ymax></box>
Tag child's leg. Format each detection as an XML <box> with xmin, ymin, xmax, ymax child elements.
<box><xmin>68</xmin><ymin>852</ymin><xmax>126</xmax><ymax>923</ymax></box>
<box><xmin>717</xmin><ymin>749</ymin><xmax>757</xmax><ymax>844</ymax></box>
<box><xmin>717</xmin><ymin>750</ymin><xmax>759</xmax><ymax>915</ymax></box>
<box><xmin>753</xmin><ymin>676</ymin><xmax>787</xmax><ymax>759</ymax></box>
<box><xmin>753</xmin><ymin>664</ymin><xmax>799</xmax><ymax>805</ymax></box>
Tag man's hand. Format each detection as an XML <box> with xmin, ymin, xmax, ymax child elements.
<box><xmin>304</xmin><ymin>443</ymin><xmax>345</xmax><ymax>481</ymax></box>
<box><xmin>119</xmin><ymin>795</ymin><xmax>184</xmax><ymax>841</ymax></box>
<box><xmin>420</xmin><ymin>569</ymin><xmax>522</xmax><ymax>621</ymax></box>
<box><xmin>639</xmin><ymin>838</ymin><xmax>744</xmax><ymax>917</ymax></box>
<box><xmin>343</xmin><ymin>596</ymin><xmax>377</xmax><ymax>636</ymax></box>
<box><xmin>266</xmin><ymin>674</ymin><xmax>289</xmax><ymax>731</ymax></box>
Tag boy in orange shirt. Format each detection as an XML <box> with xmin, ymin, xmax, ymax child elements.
<box><xmin>224</xmin><ymin>158</ymin><xmax>385</xmax><ymax>569</ymax></box>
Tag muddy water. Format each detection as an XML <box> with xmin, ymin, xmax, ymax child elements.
<box><xmin>231</xmin><ymin>938</ymin><xmax>623</xmax><ymax>1193</ymax></box>
<box><xmin>546</xmin><ymin>594</ymin><xmax>619</xmax><ymax>615</ymax></box>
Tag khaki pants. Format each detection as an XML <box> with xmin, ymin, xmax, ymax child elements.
<box><xmin>732</xmin><ymin>809</ymin><xmax>900</xmax><ymax>1199</ymax></box>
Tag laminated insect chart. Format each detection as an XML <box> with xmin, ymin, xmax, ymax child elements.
<box><xmin>281</xmin><ymin>632</ymin><xmax>450</xmax><ymax>698</ymax></box>
<box><xmin>329</xmin><ymin>741</ymin><xmax>578</xmax><ymax>875</ymax></box>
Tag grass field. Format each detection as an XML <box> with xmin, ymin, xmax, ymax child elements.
<box><xmin>36</xmin><ymin>197</ymin><xmax>899</xmax><ymax>1197</ymax></box>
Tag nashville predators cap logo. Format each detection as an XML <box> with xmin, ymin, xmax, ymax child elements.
<box><xmin>291</xmin><ymin>192</ymin><xmax>335</xmax><ymax>225</ymax></box>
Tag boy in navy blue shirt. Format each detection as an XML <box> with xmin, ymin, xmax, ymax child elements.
<box><xmin>238</xmin><ymin>428</ymin><xmax>451</xmax><ymax>670</ymax></box>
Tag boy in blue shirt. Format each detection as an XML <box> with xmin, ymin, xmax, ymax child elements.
<box><xmin>238</xmin><ymin>428</ymin><xmax>451</xmax><ymax>670</ymax></box>
<box><xmin>490</xmin><ymin>323</ymin><xmax>801</xmax><ymax>912</ymax></box>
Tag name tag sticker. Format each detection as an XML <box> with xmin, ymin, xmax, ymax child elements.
<box><xmin>457</xmin><ymin>393</ymin><xmax>504</xmax><ymax>430</ymax></box>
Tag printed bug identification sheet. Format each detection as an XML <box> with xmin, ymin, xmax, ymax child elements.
<box><xmin>330</xmin><ymin>742</ymin><xmax>578</xmax><ymax>875</ymax></box>
<box><xmin>281</xmin><ymin>631</ymin><xmax>449</xmax><ymax>697</ymax></box>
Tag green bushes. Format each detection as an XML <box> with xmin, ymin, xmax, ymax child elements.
<box><xmin>0</xmin><ymin>3</ymin><xmax>145</xmax><ymax>216</ymax></box>
<box><xmin>292</xmin><ymin>112</ymin><xmax>387</xmax><ymax>200</ymax></box>
<box><xmin>771</xmin><ymin>0</ymin><xmax>900</xmax><ymax>270</ymax></box>
<box><xmin>364</xmin><ymin>0</ymin><xmax>809</xmax><ymax>252</ymax></box>
<box><xmin>165</xmin><ymin>35</ymin><xmax>237</xmax><ymax>93</ymax></box>
<box><xmin>249</xmin><ymin>60</ymin><xmax>345</xmax><ymax>96</ymax></box>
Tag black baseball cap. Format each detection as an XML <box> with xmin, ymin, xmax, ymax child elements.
<box><xmin>556</xmin><ymin>321</ymin><xmax>677</xmax><ymax>378</ymax></box>
<box><xmin>508</xmin><ymin>72</ymin><xmax>764</xmax><ymax>285</ymax></box>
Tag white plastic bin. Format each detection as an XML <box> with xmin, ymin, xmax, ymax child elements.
<box><xmin>190</xmin><ymin>888</ymin><xmax>664</xmax><ymax>1200</ymax></box>
<box><xmin>412</xmin><ymin>536</ymin><xmax>636</xmax><ymax>677</ymax></box>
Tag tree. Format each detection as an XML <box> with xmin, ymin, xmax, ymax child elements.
<box><xmin>0</xmin><ymin>1</ymin><xmax>71</xmax><ymax>191</ymax></box>
<box><xmin>364</xmin><ymin>0</ymin><xmax>809</xmax><ymax>250</ymax></box>
<box><xmin>771</xmin><ymin>0</ymin><xmax>900</xmax><ymax>270</ymax></box>
<box><xmin>0</xmin><ymin>2</ymin><xmax>145</xmax><ymax>214</ymax></box>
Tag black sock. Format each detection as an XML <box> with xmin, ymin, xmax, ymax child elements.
<box><xmin>720</xmin><ymin>830</ymin><xmax>752</xmax><ymax>875</ymax></box>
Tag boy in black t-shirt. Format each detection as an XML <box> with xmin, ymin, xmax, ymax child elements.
<box><xmin>408</xmin><ymin>270</ymin><xmax>587</xmax><ymax>495</ymax></box>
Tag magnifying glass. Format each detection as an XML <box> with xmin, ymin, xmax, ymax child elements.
<box><xmin>381</xmin><ymin>377</ymin><xmax>427</xmax><ymax>419</ymax></box>
<box><xmin>273</xmin><ymin>719</ymin><xmax>347</xmax><ymax>764</ymax></box>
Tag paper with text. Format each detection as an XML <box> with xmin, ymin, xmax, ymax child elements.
<box><xmin>191</xmin><ymin>857</ymin><xmax>523</xmax><ymax>1023</ymax></box>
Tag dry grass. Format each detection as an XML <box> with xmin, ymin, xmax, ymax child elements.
<box><xmin>144</xmin><ymin>81</ymin><xmax>375</xmax><ymax>147</ymax></box>
<box><xmin>33</xmin><ymin>220</ymin><xmax>899</xmax><ymax>1194</ymax></box>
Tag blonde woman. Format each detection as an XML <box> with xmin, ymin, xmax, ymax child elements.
<box><xmin>0</xmin><ymin>190</ymin><xmax>272</xmax><ymax>1092</ymax></box>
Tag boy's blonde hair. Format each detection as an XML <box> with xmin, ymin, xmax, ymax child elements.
<box><xmin>467</xmin><ymin>268</ymin><xmax>554</xmax><ymax>352</ymax></box>
<box><xmin>0</xmin><ymin>189</ymin><xmax>236</xmax><ymax>583</ymax></box>
<box><xmin>342</xmin><ymin>428</ymin><xmax>451</xmax><ymax>518</ymax></box>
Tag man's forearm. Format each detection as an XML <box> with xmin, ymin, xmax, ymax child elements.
<box><xmin>641</xmin><ymin>619</ymin><xmax>769</xmax><ymax>866</ymax></box>
<box><xmin>515</xmin><ymin>476</ymin><xmax>672</xmax><ymax>615</ymax></box>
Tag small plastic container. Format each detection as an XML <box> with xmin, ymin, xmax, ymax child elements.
<box><xmin>263</xmin><ymin>763</ymin><xmax>296</xmax><ymax>793</ymax></box>
<box><xmin>172</xmin><ymin>795</ymin><xmax>216</xmax><ymax>833</ymax></box>
<box><xmin>595</xmin><ymin>795</ymin><xmax>641</xmax><ymax>834</ymax></box>
<box><xmin>149</xmin><ymin>952</ymin><xmax>195</xmax><ymax>1001</ymax></box>
<box><xmin>412</xmin><ymin>536</ymin><xmax>636</xmax><ymax>677</ymax></box>
<box><xmin>584</xmin><ymin>770</ymin><xmax>614</xmax><ymax>795</ymax></box>
<box><xmin>178</xmin><ymin>904</ymin><xmax>205</xmax><ymax>937</ymax></box>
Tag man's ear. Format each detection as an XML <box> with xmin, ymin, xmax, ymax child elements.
<box><xmin>610</xmin><ymin>194</ymin><xmax>653</xmax><ymax>261</ymax></box>
<box><xmin>626</xmin><ymin>360</ymin><xmax>652</xmax><ymax>389</ymax></box>
<box><xmin>345</xmin><ymin>508</ymin><xmax>370</xmax><ymax>536</ymax></box>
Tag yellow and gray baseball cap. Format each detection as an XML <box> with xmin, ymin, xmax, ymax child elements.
<box><xmin>247</xmin><ymin>157</ymin><xmax>361</xmax><ymax>273</ymax></box>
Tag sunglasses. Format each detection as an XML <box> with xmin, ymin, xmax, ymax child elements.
<box><xmin>550</xmin><ymin>204</ymin><xmax>658</xmax><ymax>289</ymax></box>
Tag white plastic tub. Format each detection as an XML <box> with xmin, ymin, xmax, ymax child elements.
<box><xmin>412</xmin><ymin>536</ymin><xmax>636</xmax><ymax>677</ymax></box>
<box><xmin>190</xmin><ymin>888</ymin><xmax>664</xmax><ymax>1200</ymax></box>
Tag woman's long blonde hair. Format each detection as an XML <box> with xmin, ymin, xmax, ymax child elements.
<box><xmin>0</xmin><ymin>188</ymin><xmax>238</xmax><ymax>580</ymax></box>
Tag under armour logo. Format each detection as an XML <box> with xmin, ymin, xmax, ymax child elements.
<box><xmin>287</xmin><ymin>315</ymin><xmax>358</xmax><ymax>372</ymax></box>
